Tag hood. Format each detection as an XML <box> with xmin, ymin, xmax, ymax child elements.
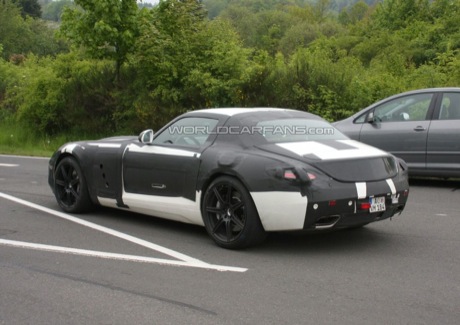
<box><xmin>256</xmin><ymin>139</ymin><xmax>398</xmax><ymax>182</ymax></box>
<box><xmin>99</xmin><ymin>135</ymin><xmax>138</xmax><ymax>142</ymax></box>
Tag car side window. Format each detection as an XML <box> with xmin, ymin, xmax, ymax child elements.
<box><xmin>354</xmin><ymin>113</ymin><xmax>367</xmax><ymax>124</ymax></box>
<box><xmin>373</xmin><ymin>93</ymin><xmax>433</xmax><ymax>122</ymax></box>
<box><xmin>439</xmin><ymin>93</ymin><xmax>460</xmax><ymax>120</ymax></box>
<box><xmin>152</xmin><ymin>117</ymin><xmax>219</xmax><ymax>147</ymax></box>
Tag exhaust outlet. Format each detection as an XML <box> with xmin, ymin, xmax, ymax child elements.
<box><xmin>315</xmin><ymin>215</ymin><xmax>341</xmax><ymax>230</ymax></box>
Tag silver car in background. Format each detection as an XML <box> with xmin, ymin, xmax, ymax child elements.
<box><xmin>334</xmin><ymin>88</ymin><xmax>460</xmax><ymax>178</ymax></box>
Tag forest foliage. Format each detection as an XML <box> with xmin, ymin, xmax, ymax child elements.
<box><xmin>0</xmin><ymin>0</ymin><xmax>459</xmax><ymax>141</ymax></box>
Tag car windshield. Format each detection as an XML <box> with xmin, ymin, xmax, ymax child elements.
<box><xmin>257</xmin><ymin>119</ymin><xmax>347</xmax><ymax>143</ymax></box>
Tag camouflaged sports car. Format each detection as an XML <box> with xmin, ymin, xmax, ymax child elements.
<box><xmin>49</xmin><ymin>108</ymin><xmax>409</xmax><ymax>249</ymax></box>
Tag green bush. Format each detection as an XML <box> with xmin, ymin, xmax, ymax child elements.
<box><xmin>0</xmin><ymin>0</ymin><xmax>459</xmax><ymax>156</ymax></box>
<box><xmin>14</xmin><ymin>56</ymin><xmax>68</xmax><ymax>134</ymax></box>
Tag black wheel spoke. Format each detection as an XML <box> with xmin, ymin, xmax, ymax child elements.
<box><xmin>212</xmin><ymin>218</ymin><xmax>225</xmax><ymax>234</ymax></box>
<box><xmin>213</xmin><ymin>187</ymin><xmax>226</xmax><ymax>205</ymax></box>
<box><xmin>55</xmin><ymin>179</ymin><xmax>65</xmax><ymax>187</ymax></box>
<box><xmin>60</xmin><ymin>166</ymin><xmax>70</xmax><ymax>182</ymax></box>
<box><xmin>225</xmin><ymin>220</ymin><xmax>233</xmax><ymax>241</ymax></box>
<box><xmin>231</xmin><ymin>215</ymin><xmax>245</xmax><ymax>229</ymax></box>
<box><xmin>64</xmin><ymin>191</ymin><xmax>71</xmax><ymax>205</ymax></box>
<box><xmin>225</xmin><ymin>184</ymin><xmax>232</xmax><ymax>204</ymax></box>
<box><xmin>70</xmin><ymin>178</ymin><xmax>79</xmax><ymax>187</ymax></box>
<box><xmin>206</xmin><ymin>206</ymin><xmax>224</xmax><ymax>214</ymax></box>
<box><xmin>70</xmin><ymin>188</ymin><xmax>80</xmax><ymax>200</ymax></box>
<box><xmin>230</xmin><ymin>200</ymin><xmax>244</xmax><ymax>211</ymax></box>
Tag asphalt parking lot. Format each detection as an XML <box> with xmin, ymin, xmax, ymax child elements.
<box><xmin>1</xmin><ymin>155</ymin><xmax>459</xmax><ymax>324</ymax></box>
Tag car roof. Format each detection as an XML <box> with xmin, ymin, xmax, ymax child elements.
<box><xmin>368</xmin><ymin>88</ymin><xmax>460</xmax><ymax>108</ymax></box>
<box><xmin>403</xmin><ymin>87</ymin><xmax>460</xmax><ymax>92</ymax></box>
<box><xmin>187</xmin><ymin>107</ymin><xmax>299</xmax><ymax>116</ymax></box>
<box><xmin>341</xmin><ymin>87</ymin><xmax>460</xmax><ymax>121</ymax></box>
<box><xmin>369</xmin><ymin>87</ymin><xmax>460</xmax><ymax>106</ymax></box>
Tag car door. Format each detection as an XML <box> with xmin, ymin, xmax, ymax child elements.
<box><xmin>122</xmin><ymin>117</ymin><xmax>219</xmax><ymax>202</ymax></box>
<box><xmin>358</xmin><ymin>92</ymin><xmax>435</xmax><ymax>170</ymax></box>
<box><xmin>426</xmin><ymin>92</ymin><xmax>460</xmax><ymax>175</ymax></box>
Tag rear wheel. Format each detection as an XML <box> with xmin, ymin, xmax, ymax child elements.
<box><xmin>202</xmin><ymin>176</ymin><xmax>266</xmax><ymax>249</ymax></box>
<box><xmin>54</xmin><ymin>156</ymin><xmax>92</xmax><ymax>213</ymax></box>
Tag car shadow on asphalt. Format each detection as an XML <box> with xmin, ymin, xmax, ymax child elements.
<box><xmin>409</xmin><ymin>177</ymin><xmax>460</xmax><ymax>191</ymax></box>
<box><xmin>83</xmin><ymin>178</ymin><xmax>458</xmax><ymax>255</ymax></box>
<box><xmin>254</xmin><ymin>226</ymin><xmax>398</xmax><ymax>255</ymax></box>
<box><xmin>90</xmin><ymin>206</ymin><xmax>210</xmax><ymax>238</ymax></box>
<box><xmin>89</xmin><ymin>206</ymin><xmax>392</xmax><ymax>254</ymax></box>
<box><xmin>89</xmin><ymin>202</ymin><xmax>407</xmax><ymax>255</ymax></box>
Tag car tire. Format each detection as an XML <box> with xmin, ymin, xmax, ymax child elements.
<box><xmin>54</xmin><ymin>156</ymin><xmax>92</xmax><ymax>213</ymax></box>
<box><xmin>202</xmin><ymin>176</ymin><xmax>266</xmax><ymax>249</ymax></box>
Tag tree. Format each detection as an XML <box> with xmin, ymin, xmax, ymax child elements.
<box><xmin>313</xmin><ymin>0</ymin><xmax>332</xmax><ymax>23</ymax></box>
<box><xmin>42</xmin><ymin>0</ymin><xmax>73</xmax><ymax>22</ymax></box>
<box><xmin>256</xmin><ymin>10</ymin><xmax>297</xmax><ymax>54</ymax></box>
<box><xmin>0</xmin><ymin>0</ymin><xmax>65</xmax><ymax>59</ymax></box>
<box><xmin>220</xmin><ymin>5</ymin><xmax>260</xmax><ymax>48</ymax></box>
<box><xmin>203</xmin><ymin>0</ymin><xmax>228</xmax><ymax>18</ymax></box>
<box><xmin>339</xmin><ymin>0</ymin><xmax>370</xmax><ymax>25</ymax></box>
<box><xmin>60</xmin><ymin>0</ymin><xmax>140</xmax><ymax>81</ymax></box>
<box><xmin>0</xmin><ymin>1</ymin><xmax>28</xmax><ymax>58</ymax></box>
<box><xmin>131</xmin><ymin>0</ymin><xmax>251</xmax><ymax>128</ymax></box>
<box><xmin>279</xmin><ymin>22</ymin><xmax>320</xmax><ymax>56</ymax></box>
<box><xmin>13</xmin><ymin>0</ymin><xmax>42</xmax><ymax>18</ymax></box>
<box><xmin>372</xmin><ymin>0</ymin><xmax>431</xmax><ymax>30</ymax></box>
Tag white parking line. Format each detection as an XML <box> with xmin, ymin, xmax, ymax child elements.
<box><xmin>0</xmin><ymin>192</ymin><xmax>203</xmax><ymax>264</ymax></box>
<box><xmin>0</xmin><ymin>239</ymin><xmax>247</xmax><ymax>272</ymax></box>
<box><xmin>0</xmin><ymin>154</ymin><xmax>48</xmax><ymax>160</ymax></box>
<box><xmin>0</xmin><ymin>192</ymin><xmax>248</xmax><ymax>273</ymax></box>
<box><xmin>0</xmin><ymin>163</ymin><xmax>19</xmax><ymax>167</ymax></box>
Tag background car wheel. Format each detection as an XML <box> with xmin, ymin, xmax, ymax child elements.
<box><xmin>202</xmin><ymin>176</ymin><xmax>266</xmax><ymax>249</ymax></box>
<box><xmin>54</xmin><ymin>156</ymin><xmax>92</xmax><ymax>213</ymax></box>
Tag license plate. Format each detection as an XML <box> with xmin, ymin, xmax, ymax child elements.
<box><xmin>370</xmin><ymin>196</ymin><xmax>386</xmax><ymax>213</ymax></box>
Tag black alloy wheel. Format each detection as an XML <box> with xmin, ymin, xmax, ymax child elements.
<box><xmin>54</xmin><ymin>156</ymin><xmax>92</xmax><ymax>213</ymax></box>
<box><xmin>202</xmin><ymin>176</ymin><xmax>266</xmax><ymax>249</ymax></box>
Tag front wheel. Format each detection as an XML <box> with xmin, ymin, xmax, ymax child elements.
<box><xmin>54</xmin><ymin>156</ymin><xmax>92</xmax><ymax>213</ymax></box>
<box><xmin>202</xmin><ymin>176</ymin><xmax>266</xmax><ymax>249</ymax></box>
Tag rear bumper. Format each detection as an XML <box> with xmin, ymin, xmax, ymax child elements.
<box><xmin>303</xmin><ymin>176</ymin><xmax>409</xmax><ymax>230</ymax></box>
<box><xmin>252</xmin><ymin>177</ymin><xmax>409</xmax><ymax>232</ymax></box>
<box><xmin>304</xmin><ymin>190</ymin><xmax>408</xmax><ymax>230</ymax></box>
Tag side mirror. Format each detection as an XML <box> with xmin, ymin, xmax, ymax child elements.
<box><xmin>400</xmin><ymin>112</ymin><xmax>410</xmax><ymax>121</ymax></box>
<box><xmin>366</xmin><ymin>111</ymin><xmax>375</xmax><ymax>123</ymax></box>
<box><xmin>139</xmin><ymin>129</ymin><xmax>155</xmax><ymax>144</ymax></box>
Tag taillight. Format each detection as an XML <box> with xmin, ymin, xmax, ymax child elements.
<box><xmin>284</xmin><ymin>170</ymin><xmax>316</xmax><ymax>182</ymax></box>
<box><xmin>359</xmin><ymin>202</ymin><xmax>371</xmax><ymax>210</ymax></box>
<box><xmin>283</xmin><ymin>170</ymin><xmax>297</xmax><ymax>180</ymax></box>
<box><xmin>269</xmin><ymin>167</ymin><xmax>316</xmax><ymax>183</ymax></box>
<box><xmin>307</xmin><ymin>172</ymin><xmax>316</xmax><ymax>180</ymax></box>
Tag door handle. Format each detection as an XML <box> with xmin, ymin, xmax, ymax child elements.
<box><xmin>151</xmin><ymin>183</ymin><xmax>166</xmax><ymax>189</ymax></box>
<box><xmin>413</xmin><ymin>126</ymin><xmax>426</xmax><ymax>132</ymax></box>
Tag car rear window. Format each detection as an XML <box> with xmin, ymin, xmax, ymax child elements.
<box><xmin>256</xmin><ymin>119</ymin><xmax>348</xmax><ymax>143</ymax></box>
